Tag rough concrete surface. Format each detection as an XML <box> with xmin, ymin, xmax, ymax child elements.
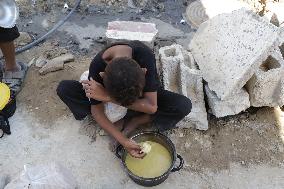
<box><xmin>159</xmin><ymin>44</ymin><xmax>207</xmax><ymax>130</ymax></box>
<box><xmin>106</xmin><ymin>21</ymin><xmax>158</xmax><ymax>48</ymax></box>
<box><xmin>159</xmin><ymin>44</ymin><xmax>184</xmax><ymax>93</ymax></box>
<box><xmin>189</xmin><ymin>8</ymin><xmax>279</xmax><ymax>100</ymax></box>
<box><xmin>205</xmin><ymin>85</ymin><xmax>250</xmax><ymax>118</ymax></box>
<box><xmin>179</xmin><ymin>65</ymin><xmax>208</xmax><ymax>130</ymax></box>
<box><xmin>39</xmin><ymin>53</ymin><xmax>75</xmax><ymax>75</ymax></box>
<box><xmin>246</xmin><ymin>48</ymin><xmax>284</xmax><ymax>107</ymax></box>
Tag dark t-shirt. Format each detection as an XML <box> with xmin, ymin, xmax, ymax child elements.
<box><xmin>88</xmin><ymin>40</ymin><xmax>160</xmax><ymax>105</ymax></box>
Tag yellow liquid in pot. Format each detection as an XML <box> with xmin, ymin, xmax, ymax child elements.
<box><xmin>125</xmin><ymin>141</ymin><xmax>172</xmax><ymax>178</ymax></box>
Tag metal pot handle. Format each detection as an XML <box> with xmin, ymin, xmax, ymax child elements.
<box><xmin>171</xmin><ymin>154</ymin><xmax>184</xmax><ymax>172</ymax></box>
<box><xmin>115</xmin><ymin>145</ymin><xmax>123</xmax><ymax>159</ymax></box>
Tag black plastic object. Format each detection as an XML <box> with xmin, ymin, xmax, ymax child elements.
<box><xmin>0</xmin><ymin>94</ymin><xmax>16</xmax><ymax>138</ymax></box>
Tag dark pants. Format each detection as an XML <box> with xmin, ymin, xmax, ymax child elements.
<box><xmin>0</xmin><ymin>26</ymin><xmax>20</xmax><ymax>42</ymax></box>
<box><xmin>57</xmin><ymin>80</ymin><xmax>192</xmax><ymax>132</ymax></box>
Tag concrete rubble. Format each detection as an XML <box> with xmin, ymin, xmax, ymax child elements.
<box><xmin>159</xmin><ymin>44</ymin><xmax>208</xmax><ymax>130</ymax></box>
<box><xmin>106</xmin><ymin>21</ymin><xmax>158</xmax><ymax>48</ymax></box>
<box><xmin>246</xmin><ymin>48</ymin><xmax>284</xmax><ymax>107</ymax></box>
<box><xmin>39</xmin><ymin>53</ymin><xmax>74</xmax><ymax>75</ymax></box>
<box><xmin>189</xmin><ymin>8</ymin><xmax>279</xmax><ymax>100</ymax></box>
<box><xmin>187</xmin><ymin>8</ymin><xmax>284</xmax><ymax>118</ymax></box>
<box><xmin>205</xmin><ymin>85</ymin><xmax>250</xmax><ymax>118</ymax></box>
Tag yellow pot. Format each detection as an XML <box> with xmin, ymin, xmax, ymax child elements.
<box><xmin>0</xmin><ymin>83</ymin><xmax>10</xmax><ymax>111</ymax></box>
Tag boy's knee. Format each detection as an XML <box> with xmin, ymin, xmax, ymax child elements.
<box><xmin>178</xmin><ymin>96</ymin><xmax>192</xmax><ymax>117</ymax></box>
<box><xmin>56</xmin><ymin>80</ymin><xmax>69</xmax><ymax>98</ymax></box>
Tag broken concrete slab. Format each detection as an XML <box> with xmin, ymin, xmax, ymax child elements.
<box><xmin>39</xmin><ymin>53</ymin><xmax>74</xmax><ymax>75</ymax></box>
<box><xmin>39</xmin><ymin>60</ymin><xmax>64</xmax><ymax>75</ymax></box>
<box><xmin>106</xmin><ymin>21</ymin><xmax>158</xmax><ymax>48</ymax></box>
<box><xmin>205</xmin><ymin>85</ymin><xmax>250</xmax><ymax>118</ymax></box>
<box><xmin>189</xmin><ymin>8</ymin><xmax>280</xmax><ymax>100</ymax></box>
<box><xmin>159</xmin><ymin>44</ymin><xmax>207</xmax><ymax>130</ymax></box>
<box><xmin>51</xmin><ymin>53</ymin><xmax>74</xmax><ymax>64</ymax></box>
<box><xmin>159</xmin><ymin>44</ymin><xmax>184</xmax><ymax>93</ymax></box>
<box><xmin>179</xmin><ymin>65</ymin><xmax>208</xmax><ymax>130</ymax></box>
<box><xmin>246</xmin><ymin>48</ymin><xmax>284</xmax><ymax>107</ymax></box>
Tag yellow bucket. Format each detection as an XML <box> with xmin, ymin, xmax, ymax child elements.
<box><xmin>0</xmin><ymin>83</ymin><xmax>10</xmax><ymax>111</ymax></box>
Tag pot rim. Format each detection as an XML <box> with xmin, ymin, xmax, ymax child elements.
<box><xmin>121</xmin><ymin>131</ymin><xmax>177</xmax><ymax>182</ymax></box>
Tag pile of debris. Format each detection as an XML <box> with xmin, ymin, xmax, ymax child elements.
<box><xmin>104</xmin><ymin>8</ymin><xmax>284</xmax><ymax>131</ymax></box>
<box><xmin>188</xmin><ymin>8</ymin><xmax>282</xmax><ymax>130</ymax></box>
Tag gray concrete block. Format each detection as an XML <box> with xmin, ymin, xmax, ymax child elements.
<box><xmin>36</xmin><ymin>55</ymin><xmax>48</xmax><ymax>68</ymax></box>
<box><xmin>205</xmin><ymin>85</ymin><xmax>250</xmax><ymax>118</ymax></box>
<box><xmin>159</xmin><ymin>44</ymin><xmax>183</xmax><ymax>93</ymax></box>
<box><xmin>159</xmin><ymin>44</ymin><xmax>208</xmax><ymax>130</ymax></box>
<box><xmin>106</xmin><ymin>21</ymin><xmax>158</xmax><ymax>49</ymax></box>
<box><xmin>39</xmin><ymin>60</ymin><xmax>64</xmax><ymax>75</ymax></box>
<box><xmin>189</xmin><ymin>8</ymin><xmax>279</xmax><ymax>100</ymax></box>
<box><xmin>246</xmin><ymin>48</ymin><xmax>284</xmax><ymax>107</ymax></box>
<box><xmin>179</xmin><ymin>65</ymin><xmax>208</xmax><ymax>130</ymax></box>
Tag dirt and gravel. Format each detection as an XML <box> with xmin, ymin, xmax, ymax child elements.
<box><xmin>1</xmin><ymin>0</ymin><xmax>284</xmax><ymax>188</ymax></box>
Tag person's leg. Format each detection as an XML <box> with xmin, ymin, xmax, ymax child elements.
<box><xmin>0</xmin><ymin>41</ymin><xmax>18</xmax><ymax>71</ymax></box>
<box><xmin>57</xmin><ymin>80</ymin><xmax>91</xmax><ymax>120</ymax></box>
<box><xmin>0</xmin><ymin>26</ymin><xmax>20</xmax><ymax>71</ymax></box>
<box><xmin>153</xmin><ymin>89</ymin><xmax>192</xmax><ymax>132</ymax></box>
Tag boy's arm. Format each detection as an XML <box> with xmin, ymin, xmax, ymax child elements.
<box><xmin>91</xmin><ymin>104</ymin><xmax>144</xmax><ymax>158</ymax></box>
<box><xmin>83</xmin><ymin>80</ymin><xmax>158</xmax><ymax>114</ymax></box>
<box><xmin>114</xmin><ymin>92</ymin><xmax>157</xmax><ymax>114</ymax></box>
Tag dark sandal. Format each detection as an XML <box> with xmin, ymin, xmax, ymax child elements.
<box><xmin>2</xmin><ymin>62</ymin><xmax>28</xmax><ymax>95</ymax></box>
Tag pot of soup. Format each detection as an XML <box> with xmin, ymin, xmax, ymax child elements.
<box><xmin>116</xmin><ymin>131</ymin><xmax>184</xmax><ymax>187</ymax></box>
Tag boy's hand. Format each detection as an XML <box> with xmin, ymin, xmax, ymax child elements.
<box><xmin>122</xmin><ymin>139</ymin><xmax>145</xmax><ymax>159</ymax></box>
<box><xmin>81</xmin><ymin>78</ymin><xmax>111</xmax><ymax>102</ymax></box>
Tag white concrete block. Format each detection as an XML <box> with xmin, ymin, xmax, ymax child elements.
<box><xmin>106</xmin><ymin>21</ymin><xmax>158</xmax><ymax>48</ymax></box>
<box><xmin>159</xmin><ymin>44</ymin><xmax>184</xmax><ymax>93</ymax></box>
<box><xmin>179</xmin><ymin>65</ymin><xmax>208</xmax><ymax>130</ymax></box>
<box><xmin>189</xmin><ymin>8</ymin><xmax>279</xmax><ymax>100</ymax></box>
<box><xmin>246</xmin><ymin>48</ymin><xmax>284</xmax><ymax>107</ymax></box>
<box><xmin>159</xmin><ymin>44</ymin><xmax>208</xmax><ymax>130</ymax></box>
<box><xmin>205</xmin><ymin>85</ymin><xmax>250</xmax><ymax>118</ymax></box>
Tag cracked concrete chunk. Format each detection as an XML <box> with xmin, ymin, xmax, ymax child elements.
<box><xmin>246</xmin><ymin>49</ymin><xmax>284</xmax><ymax>107</ymax></box>
<box><xmin>51</xmin><ymin>53</ymin><xmax>75</xmax><ymax>63</ymax></box>
<box><xmin>205</xmin><ymin>85</ymin><xmax>250</xmax><ymax>118</ymax></box>
<box><xmin>106</xmin><ymin>21</ymin><xmax>158</xmax><ymax>48</ymax></box>
<box><xmin>189</xmin><ymin>8</ymin><xmax>279</xmax><ymax>100</ymax></box>
<box><xmin>159</xmin><ymin>44</ymin><xmax>208</xmax><ymax>130</ymax></box>
<box><xmin>39</xmin><ymin>54</ymin><xmax>74</xmax><ymax>75</ymax></box>
<box><xmin>159</xmin><ymin>44</ymin><xmax>184</xmax><ymax>93</ymax></box>
<box><xmin>179</xmin><ymin>65</ymin><xmax>208</xmax><ymax>130</ymax></box>
<box><xmin>39</xmin><ymin>60</ymin><xmax>64</xmax><ymax>75</ymax></box>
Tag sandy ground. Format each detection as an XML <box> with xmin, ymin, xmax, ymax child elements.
<box><xmin>1</xmin><ymin>0</ymin><xmax>284</xmax><ymax>188</ymax></box>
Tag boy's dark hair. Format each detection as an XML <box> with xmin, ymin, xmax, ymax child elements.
<box><xmin>103</xmin><ymin>57</ymin><xmax>145</xmax><ymax>106</ymax></box>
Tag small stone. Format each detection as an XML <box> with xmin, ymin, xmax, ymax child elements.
<box><xmin>241</xmin><ymin>161</ymin><xmax>245</xmax><ymax>165</ymax></box>
<box><xmin>15</xmin><ymin>32</ymin><xmax>32</xmax><ymax>47</ymax></box>
<box><xmin>28</xmin><ymin>58</ymin><xmax>36</xmax><ymax>67</ymax></box>
<box><xmin>36</xmin><ymin>56</ymin><xmax>48</xmax><ymax>68</ymax></box>
<box><xmin>39</xmin><ymin>60</ymin><xmax>64</xmax><ymax>75</ymax></box>
<box><xmin>35</xmin><ymin>107</ymin><xmax>39</xmax><ymax>110</ymax></box>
